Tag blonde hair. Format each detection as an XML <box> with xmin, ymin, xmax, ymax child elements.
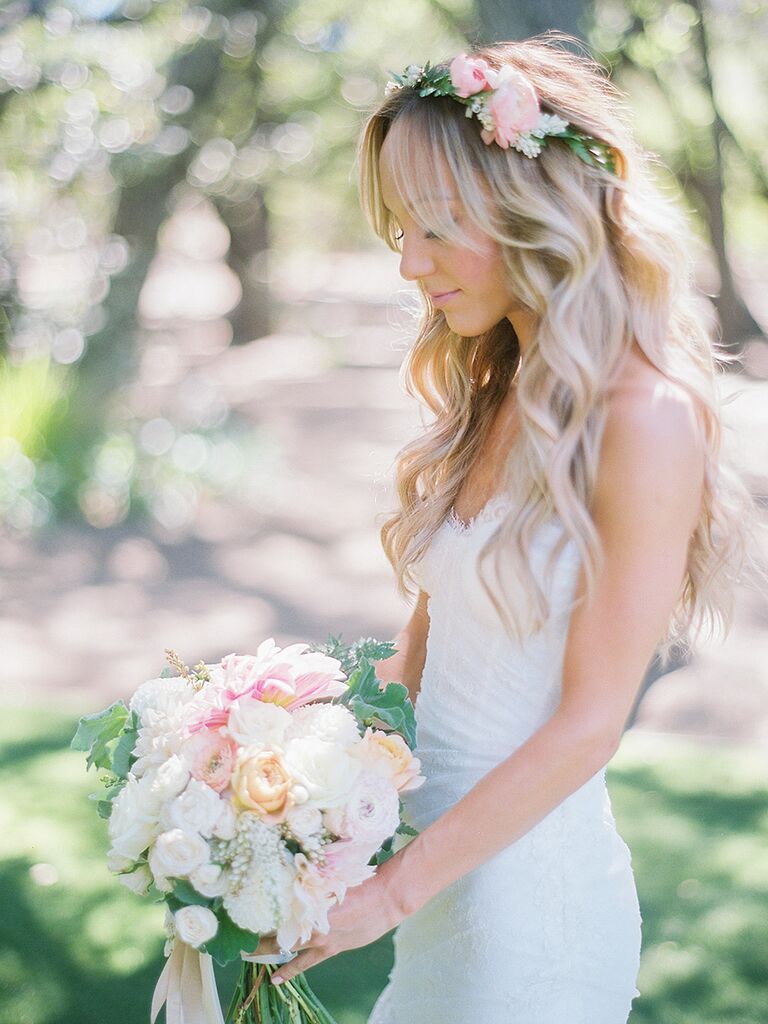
<box><xmin>357</xmin><ymin>36</ymin><xmax>761</xmax><ymax>665</ymax></box>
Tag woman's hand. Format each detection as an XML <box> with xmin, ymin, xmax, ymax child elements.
<box><xmin>247</xmin><ymin>854</ymin><xmax>409</xmax><ymax>986</ymax></box>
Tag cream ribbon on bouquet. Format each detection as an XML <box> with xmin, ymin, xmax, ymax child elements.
<box><xmin>150</xmin><ymin>941</ymin><xmax>298</xmax><ymax>1024</ymax></box>
<box><xmin>150</xmin><ymin>941</ymin><xmax>224</xmax><ymax>1024</ymax></box>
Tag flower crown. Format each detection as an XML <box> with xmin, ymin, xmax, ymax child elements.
<box><xmin>385</xmin><ymin>54</ymin><xmax>618</xmax><ymax>175</ymax></box>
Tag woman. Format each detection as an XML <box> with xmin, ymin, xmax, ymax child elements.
<box><xmin>263</xmin><ymin>37</ymin><xmax>756</xmax><ymax>1022</ymax></box>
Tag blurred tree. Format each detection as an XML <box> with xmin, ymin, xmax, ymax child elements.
<box><xmin>475</xmin><ymin>0</ymin><xmax>589</xmax><ymax>42</ymax></box>
<box><xmin>588</xmin><ymin>0</ymin><xmax>766</xmax><ymax>355</ymax></box>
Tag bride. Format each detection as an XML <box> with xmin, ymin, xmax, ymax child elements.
<box><xmin>259</xmin><ymin>37</ymin><xmax>755</xmax><ymax>1022</ymax></box>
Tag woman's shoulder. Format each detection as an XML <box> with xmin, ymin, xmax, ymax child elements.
<box><xmin>603</xmin><ymin>350</ymin><xmax>704</xmax><ymax>457</ymax></box>
<box><xmin>596</xmin><ymin>351</ymin><xmax>706</xmax><ymax>530</ymax></box>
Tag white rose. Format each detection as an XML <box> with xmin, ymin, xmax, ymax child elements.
<box><xmin>149</xmin><ymin>829</ymin><xmax>210</xmax><ymax>881</ymax></box>
<box><xmin>117</xmin><ymin>863</ymin><xmax>152</xmax><ymax>896</ymax></box>
<box><xmin>107</xmin><ymin>849</ymin><xmax>134</xmax><ymax>873</ymax></box>
<box><xmin>212</xmin><ymin>800</ymin><xmax>237</xmax><ymax>840</ymax></box>
<box><xmin>283</xmin><ymin>737</ymin><xmax>361</xmax><ymax>809</ymax></box>
<box><xmin>226</xmin><ymin>699</ymin><xmax>292</xmax><ymax>748</ymax></box>
<box><xmin>162</xmin><ymin>779</ymin><xmax>225</xmax><ymax>838</ymax></box>
<box><xmin>147</xmin><ymin>755</ymin><xmax>190</xmax><ymax>802</ymax></box>
<box><xmin>108</xmin><ymin>773</ymin><xmax>161</xmax><ymax>862</ymax></box>
<box><xmin>285</xmin><ymin>704</ymin><xmax>361</xmax><ymax>747</ymax></box>
<box><xmin>174</xmin><ymin>905</ymin><xmax>218</xmax><ymax>948</ymax></box>
<box><xmin>189</xmin><ymin>863</ymin><xmax>228</xmax><ymax>898</ymax></box>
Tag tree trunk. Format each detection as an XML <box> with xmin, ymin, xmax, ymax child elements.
<box><xmin>474</xmin><ymin>0</ymin><xmax>589</xmax><ymax>44</ymax></box>
<box><xmin>688</xmin><ymin>0</ymin><xmax>762</xmax><ymax>355</ymax></box>
<box><xmin>215</xmin><ymin>187</ymin><xmax>273</xmax><ymax>344</ymax></box>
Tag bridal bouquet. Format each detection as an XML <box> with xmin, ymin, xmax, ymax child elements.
<box><xmin>72</xmin><ymin>635</ymin><xmax>423</xmax><ymax>1024</ymax></box>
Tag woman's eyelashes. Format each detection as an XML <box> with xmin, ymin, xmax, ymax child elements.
<box><xmin>392</xmin><ymin>226</ymin><xmax>443</xmax><ymax>242</ymax></box>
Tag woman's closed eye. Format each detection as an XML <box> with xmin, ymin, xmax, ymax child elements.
<box><xmin>393</xmin><ymin>227</ymin><xmax>443</xmax><ymax>241</ymax></box>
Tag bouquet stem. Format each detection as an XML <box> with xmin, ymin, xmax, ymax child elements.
<box><xmin>226</xmin><ymin>963</ymin><xmax>338</xmax><ymax>1024</ymax></box>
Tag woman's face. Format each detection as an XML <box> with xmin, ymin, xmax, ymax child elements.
<box><xmin>378</xmin><ymin>126</ymin><xmax>523</xmax><ymax>337</ymax></box>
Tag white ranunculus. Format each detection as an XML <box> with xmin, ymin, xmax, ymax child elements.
<box><xmin>212</xmin><ymin>800</ymin><xmax>237</xmax><ymax>840</ymax></box>
<box><xmin>117</xmin><ymin>863</ymin><xmax>152</xmax><ymax>896</ymax></box>
<box><xmin>226</xmin><ymin>699</ymin><xmax>292</xmax><ymax>748</ymax></box>
<box><xmin>108</xmin><ymin>773</ymin><xmax>161</xmax><ymax>862</ymax></box>
<box><xmin>324</xmin><ymin>771</ymin><xmax>400</xmax><ymax>848</ymax></box>
<box><xmin>283</xmin><ymin>737</ymin><xmax>361</xmax><ymax>809</ymax></box>
<box><xmin>189</xmin><ymin>863</ymin><xmax>228</xmax><ymax>898</ymax></box>
<box><xmin>162</xmin><ymin>778</ymin><xmax>225</xmax><ymax>838</ymax></box>
<box><xmin>147</xmin><ymin>755</ymin><xmax>190</xmax><ymax>802</ymax></box>
<box><xmin>149</xmin><ymin>828</ymin><xmax>210</xmax><ymax>881</ymax></box>
<box><xmin>285</xmin><ymin>704</ymin><xmax>361</xmax><ymax>747</ymax></box>
<box><xmin>174</xmin><ymin>905</ymin><xmax>218</xmax><ymax>948</ymax></box>
<box><xmin>284</xmin><ymin>804</ymin><xmax>324</xmax><ymax>844</ymax></box>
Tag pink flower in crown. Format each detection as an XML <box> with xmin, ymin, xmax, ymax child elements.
<box><xmin>480</xmin><ymin>66</ymin><xmax>540</xmax><ymax>149</ymax></box>
<box><xmin>449</xmin><ymin>53</ymin><xmax>494</xmax><ymax>98</ymax></box>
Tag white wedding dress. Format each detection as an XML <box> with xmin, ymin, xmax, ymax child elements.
<box><xmin>368</xmin><ymin>492</ymin><xmax>642</xmax><ymax>1024</ymax></box>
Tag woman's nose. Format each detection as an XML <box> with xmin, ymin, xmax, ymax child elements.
<box><xmin>399</xmin><ymin>235</ymin><xmax>436</xmax><ymax>282</ymax></box>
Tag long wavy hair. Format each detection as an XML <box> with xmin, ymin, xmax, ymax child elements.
<box><xmin>357</xmin><ymin>36</ymin><xmax>760</xmax><ymax>664</ymax></box>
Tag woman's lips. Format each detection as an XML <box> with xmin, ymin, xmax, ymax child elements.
<box><xmin>429</xmin><ymin>289</ymin><xmax>460</xmax><ymax>307</ymax></box>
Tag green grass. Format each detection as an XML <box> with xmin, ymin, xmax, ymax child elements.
<box><xmin>1</xmin><ymin>707</ymin><xmax>766</xmax><ymax>1024</ymax></box>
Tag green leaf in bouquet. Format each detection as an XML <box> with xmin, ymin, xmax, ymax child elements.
<box><xmin>349</xmin><ymin>636</ymin><xmax>398</xmax><ymax>665</ymax></box>
<box><xmin>170</xmin><ymin>878</ymin><xmax>214</xmax><ymax>907</ymax></box>
<box><xmin>373</xmin><ymin>835</ymin><xmax>395</xmax><ymax>866</ymax></box>
<box><xmin>71</xmin><ymin>700</ymin><xmax>130</xmax><ymax>771</ymax></box>
<box><xmin>202</xmin><ymin>909</ymin><xmax>261</xmax><ymax>967</ymax></box>
<box><xmin>396</xmin><ymin>821</ymin><xmax>419</xmax><ymax>837</ymax></box>
<box><xmin>110</xmin><ymin>710</ymin><xmax>139</xmax><ymax>778</ymax></box>
<box><xmin>337</xmin><ymin>658</ymin><xmax>417</xmax><ymax>747</ymax></box>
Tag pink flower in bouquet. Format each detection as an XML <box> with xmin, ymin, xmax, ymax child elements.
<box><xmin>318</xmin><ymin>838</ymin><xmax>376</xmax><ymax>901</ymax></box>
<box><xmin>185</xmin><ymin>730</ymin><xmax>237</xmax><ymax>793</ymax></box>
<box><xmin>449</xmin><ymin>53</ymin><xmax>493</xmax><ymax>98</ymax></box>
<box><xmin>231</xmin><ymin>747</ymin><xmax>294</xmax><ymax>821</ymax></box>
<box><xmin>217</xmin><ymin>639</ymin><xmax>347</xmax><ymax>711</ymax></box>
<box><xmin>481</xmin><ymin>67</ymin><xmax>540</xmax><ymax>148</ymax></box>
<box><xmin>354</xmin><ymin>727</ymin><xmax>425</xmax><ymax>793</ymax></box>
<box><xmin>276</xmin><ymin>852</ymin><xmax>337</xmax><ymax>950</ymax></box>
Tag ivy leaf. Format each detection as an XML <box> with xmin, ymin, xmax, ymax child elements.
<box><xmin>71</xmin><ymin>701</ymin><xmax>130</xmax><ymax>772</ymax></box>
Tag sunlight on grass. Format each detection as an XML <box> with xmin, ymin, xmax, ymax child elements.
<box><xmin>1</xmin><ymin>711</ymin><xmax>766</xmax><ymax>1024</ymax></box>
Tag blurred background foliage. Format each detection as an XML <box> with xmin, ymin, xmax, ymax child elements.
<box><xmin>0</xmin><ymin>0</ymin><xmax>765</xmax><ymax>535</ymax></box>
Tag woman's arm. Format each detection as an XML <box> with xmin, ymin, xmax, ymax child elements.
<box><xmin>375</xmin><ymin>589</ymin><xmax>430</xmax><ymax>703</ymax></box>
<box><xmin>386</xmin><ymin>381</ymin><xmax>705</xmax><ymax>916</ymax></box>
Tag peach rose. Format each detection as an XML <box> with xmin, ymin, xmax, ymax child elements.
<box><xmin>449</xmin><ymin>53</ymin><xmax>493</xmax><ymax>98</ymax></box>
<box><xmin>231</xmin><ymin>748</ymin><xmax>293</xmax><ymax>820</ymax></box>
<box><xmin>354</xmin><ymin>728</ymin><xmax>425</xmax><ymax>793</ymax></box>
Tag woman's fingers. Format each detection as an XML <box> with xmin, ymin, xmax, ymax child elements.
<box><xmin>246</xmin><ymin>934</ymin><xmax>282</xmax><ymax>957</ymax></box>
<box><xmin>272</xmin><ymin>945</ymin><xmax>329</xmax><ymax>985</ymax></box>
